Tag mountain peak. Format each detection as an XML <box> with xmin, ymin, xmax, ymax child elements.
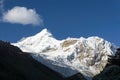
<box><xmin>35</xmin><ymin>28</ymin><xmax>52</xmax><ymax>37</ymax></box>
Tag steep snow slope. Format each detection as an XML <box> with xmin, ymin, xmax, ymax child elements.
<box><xmin>13</xmin><ymin>29</ymin><xmax>116</xmax><ymax>79</ymax></box>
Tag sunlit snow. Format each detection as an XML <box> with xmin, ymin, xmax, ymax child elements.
<box><xmin>12</xmin><ymin>29</ymin><xmax>116</xmax><ymax>80</ymax></box>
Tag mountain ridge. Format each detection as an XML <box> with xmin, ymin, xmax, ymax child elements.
<box><xmin>13</xmin><ymin>29</ymin><xmax>117</xmax><ymax>80</ymax></box>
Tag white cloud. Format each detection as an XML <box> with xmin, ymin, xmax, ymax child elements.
<box><xmin>2</xmin><ymin>6</ymin><xmax>43</xmax><ymax>26</ymax></box>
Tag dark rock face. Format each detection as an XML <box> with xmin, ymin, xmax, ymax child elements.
<box><xmin>108</xmin><ymin>48</ymin><xmax>120</xmax><ymax>66</ymax></box>
<box><xmin>0</xmin><ymin>40</ymin><xmax>86</xmax><ymax>80</ymax></box>
<box><xmin>65</xmin><ymin>73</ymin><xmax>87</xmax><ymax>80</ymax></box>
<box><xmin>93</xmin><ymin>65</ymin><xmax>120</xmax><ymax>80</ymax></box>
<box><xmin>0</xmin><ymin>40</ymin><xmax>64</xmax><ymax>80</ymax></box>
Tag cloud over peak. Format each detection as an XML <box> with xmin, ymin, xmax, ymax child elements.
<box><xmin>2</xmin><ymin>6</ymin><xmax>43</xmax><ymax>26</ymax></box>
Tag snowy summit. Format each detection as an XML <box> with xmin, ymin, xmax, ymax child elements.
<box><xmin>13</xmin><ymin>29</ymin><xmax>116</xmax><ymax>79</ymax></box>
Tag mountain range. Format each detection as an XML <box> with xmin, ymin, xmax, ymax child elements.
<box><xmin>0</xmin><ymin>29</ymin><xmax>120</xmax><ymax>80</ymax></box>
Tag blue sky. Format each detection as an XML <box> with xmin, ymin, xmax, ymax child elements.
<box><xmin>0</xmin><ymin>0</ymin><xmax>120</xmax><ymax>46</ymax></box>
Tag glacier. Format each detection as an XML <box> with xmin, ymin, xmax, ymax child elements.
<box><xmin>12</xmin><ymin>29</ymin><xmax>116</xmax><ymax>80</ymax></box>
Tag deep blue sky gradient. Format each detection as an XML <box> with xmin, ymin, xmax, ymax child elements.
<box><xmin>0</xmin><ymin>0</ymin><xmax>120</xmax><ymax>46</ymax></box>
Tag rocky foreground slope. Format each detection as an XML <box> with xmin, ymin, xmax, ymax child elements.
<box><xmin>0</xmin><ymin>40</ymin><xmax>71</xmax><ymax>80</ymax></box>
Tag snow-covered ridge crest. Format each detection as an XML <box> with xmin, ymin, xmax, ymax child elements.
<box><xmin>13</xmin><ymin>28</ymin><xmax>116</xmax><ymax>79</ymax></box>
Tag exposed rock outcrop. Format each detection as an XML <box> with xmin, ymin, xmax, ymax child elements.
<box><xmin>93</xmin><ymin>48</ymin><xmax>120</xmax><ymax>80</ymax></box>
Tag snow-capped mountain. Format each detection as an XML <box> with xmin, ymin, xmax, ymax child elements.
<box><xmin>13</xmin><ymin>29</ymin><xmax>116</xmax><ymax>79</ymax></box>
